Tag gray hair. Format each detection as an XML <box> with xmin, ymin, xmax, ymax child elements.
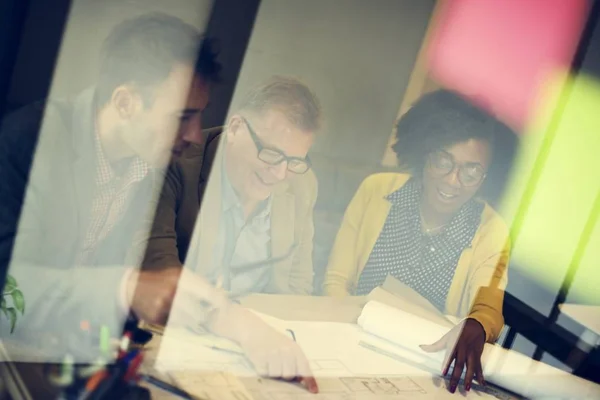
<box><xmin>238</xmin><ymin>76</ymin><xmax>321</xmax><ymax>132</ymax></box>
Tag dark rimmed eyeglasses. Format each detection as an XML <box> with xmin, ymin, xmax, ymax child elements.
<box><xmin>427</xmin><ymin>150</ymin><xmax>487</xmax><ymax>187</ymax></box>
<box><xmin>241</xmin><ymin>117</ymin><xmax>311</xmax><ymax>174</ymax></box>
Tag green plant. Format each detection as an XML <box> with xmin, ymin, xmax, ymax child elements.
<box><xmin>2</xmin><ymin>275</ymin><xmax>25</xmax><ymax>333</ymax></box>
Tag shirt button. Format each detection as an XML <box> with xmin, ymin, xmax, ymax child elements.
<box><xmin>430</xmin><ymin>246</ymin><xmax>435</xmax><ymax>252</ymax></box>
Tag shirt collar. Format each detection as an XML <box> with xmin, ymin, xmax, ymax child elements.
<box><xmin>93</xmin><ymin>125</ymin><xmax>149</xmax><ymax>187</ymax></box>
<box><xmin>221</xmin><ymin>154</ymin><xmax>272</xmax><ymax>219</ymax></box>
<box><xmin>387</xmin><ymin>178</ymin><xmax>483</xmax><ymax>248</ymax></box>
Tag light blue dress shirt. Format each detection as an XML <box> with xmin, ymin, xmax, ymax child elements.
<box><xmin>210</xmin><ymin>161</ymin><xmax>273</xmax><ymax>296</ymax></box>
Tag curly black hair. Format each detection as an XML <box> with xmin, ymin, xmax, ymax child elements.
<box><xmin>392</xmin><ymin>89</ymin><xmax>517</xmax><ymax>204</ymax></box>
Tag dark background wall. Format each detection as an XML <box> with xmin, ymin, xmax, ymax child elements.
<box><xmin>0</xmin><ymin>0</ymin><xmax>71</xmax><ymax>117</ymax></box>
<box><xmin>1</xmin><ymin>0</ymin><xmax>259</xmax><ymax>129</ymax></box>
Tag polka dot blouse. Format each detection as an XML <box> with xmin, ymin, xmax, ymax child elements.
<box><xmin>355</xmin><ymin>178</ymin><xmax>483</xmax><ymax>312</ymax></box>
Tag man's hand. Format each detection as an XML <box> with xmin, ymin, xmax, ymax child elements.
<box><xmin>126</xmin><ymin>268</ymin><xmax>318</xmax><ymax>393</ymax></box>
<box><xmin>210</xmin><ymin>304</ymin><xmax>318</xmax><ymax>393</ymax></box>
<box><xmin>127</xmin><ymin>267</ymin><xmax>226</xmax><ymax>326</ymax></box>
<box><xmin>420</xmin><ymin>318</ymin><xmax>486</xmax><ymax>393</ymax></box>
<box><xmin>127</xmin><ymin>267</ymin><xmax>182</xmax><ymax>324</ymax></box>
<box><xmin>240</xmin><ymin>325</ymin><xmax>317</xmax><ymax>392</ymax></box>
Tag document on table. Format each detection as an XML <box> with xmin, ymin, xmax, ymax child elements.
<box><xmin>170</xmin><ymin>371</ymin><xmax>496</xmax><ymax>400</ymax></box>
<box><xmin>153</xmin><ymin>312</ymin><xmax>499</xmax><ymax>400</ymax></box>
<box><xmin>358</xmin><ymin>300</ymin><xmax>600</xmax><ymax>399</ymax></box>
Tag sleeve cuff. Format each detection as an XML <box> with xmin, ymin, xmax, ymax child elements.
<box><xmin>119</xmin><ymin>268</ymin><xmax>134</xmax><ymax>315</ymax></box>
<box><xmin>468</xmin><ymin>312</ymin><xmax>499</xmax><ymax>343</ymax></box>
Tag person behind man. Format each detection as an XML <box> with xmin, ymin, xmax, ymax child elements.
<box><xmin>324</xmin><ymin>90</ymin><xmax>515</xmax><ymax>393</ymax></box>
<box><xmin>0</xmin><ymin>15</ymin><xmax>319</xmax><ymax>390</ymax></box>
<box><xmin>143</xmin><ymin>76</ymin><xmax>320</xmax><ymax>297</ymax></box>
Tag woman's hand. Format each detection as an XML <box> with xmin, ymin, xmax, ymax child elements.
<box><xmin>420</xmin><ymin>318</ymin><xmax>486</xmax><ymax>393</ymax></box>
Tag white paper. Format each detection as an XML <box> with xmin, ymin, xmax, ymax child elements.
<box><xmin>155</xmin><ymin>312</ymin><xmax>498</xmax><ymax>399</ymax></box>
<box><xmin>358</xmin><ymin>300</ymin><xmax>600</xmax><ymax>399</ymax></box>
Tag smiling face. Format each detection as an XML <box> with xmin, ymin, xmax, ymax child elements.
<box><xmin>224</xmin><ymin>109</ymin><xmax>314</xmax><ymax>204</ymax></box>
<box><xmin>421</xmin><ymin>138</ymin><xmax>491</xmax><ymax>218</ymax></box>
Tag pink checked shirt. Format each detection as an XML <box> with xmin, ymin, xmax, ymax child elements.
<box><xmin>78</xmin><ymin>134</ymin><xmax>149</xmax><ymax>265</ymax></box>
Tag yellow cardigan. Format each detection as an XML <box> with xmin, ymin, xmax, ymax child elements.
<box><xmin>324</xmin><ymin>173</ymin><xmax>510</xmax><ymax>343</ymax></box>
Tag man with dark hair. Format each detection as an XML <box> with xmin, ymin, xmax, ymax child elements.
<box><xmin>0</xmin><ymin>16</ymin><xmax>318</xmax><ymax>389</ymax></box>
<box><xmin>0</xmin><ymin>11</ymin><xmax>213</xmax><ymax>351</ymax></box>
<box><xmin>94</xmin><ymin>13</ymin><xmax>221</xmax><ymax>161</ymax></box>
<box><xmin>143</xmin><ymin>76</ymin><xmax>321</xmax><ymax>296</ymax></box>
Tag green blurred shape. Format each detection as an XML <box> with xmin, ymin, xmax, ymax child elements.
<box><xmin>500</xmin><ymin>72</ymin><xmax>600</xmax><ymax>304</ymax></box>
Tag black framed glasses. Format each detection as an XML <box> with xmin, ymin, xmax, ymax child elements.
<box><xmin>241</xmin><ymin>117</ymin><xmax>311</xmax><ymax>174</ymax></box>
<box><xmin>427</xmin><ymin>150</ymin><xmax>487</xmax><ymax>187</ymax></box>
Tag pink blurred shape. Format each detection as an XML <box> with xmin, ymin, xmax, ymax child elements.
<box><xmin>427</xmin><ymin>0</ymin><xmax>588</xmax><ymax>131</ymax></box>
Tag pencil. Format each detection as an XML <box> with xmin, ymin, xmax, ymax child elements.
<box><xmin>286</xmin><ymin>329</ymin><xmax>297</xmax><ymax>342</ymax></box>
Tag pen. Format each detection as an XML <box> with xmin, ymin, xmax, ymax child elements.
<box><xmin>206</xmin><ymin>345</ymin><xmax>245</xmax><ymax>356</ymax></box>
<box><xmin>77</xmin><ymin>369</ymin><xmax>108</xmax><ymax>400</ymax></box>
<box><xmin>141</xmin><ymin>374</ymin><xmax>200</xmax><ymax>400</ymax></box>
<box><xmin>286</xmin><ymin>329</ymin><xmax>296</xmax><ymax>342</ymax></box>
<box><xmin>87</xmin><ymin>363</ymin><xmax>126</xmax><ymax>400</ymax></box>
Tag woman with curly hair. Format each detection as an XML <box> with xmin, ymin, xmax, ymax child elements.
<box><xmin>324</xmin><ymin>89</ymin><xmax>515</xmax><ymax>393</ymax></box>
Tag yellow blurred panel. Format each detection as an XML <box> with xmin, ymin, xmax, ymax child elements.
<box><xmin>499</xmin><ymin>72</ymin><xmax>600</xmax><ymax>300</ymax></box>
<box><xmin>568</xmin><ymin>217</ymin><xmax>600</xmax><ymax>304</ymax></box>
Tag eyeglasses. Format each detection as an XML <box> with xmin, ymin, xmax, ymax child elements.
<box><xmin>427</xmin><ymin>150</ymin><xmax>486</xmax><ymax>187</ymax></box>
<box><xmin>241</xmin><ymin>117</ymin><xmax>311</xmax><ymax>174</ymax></box>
